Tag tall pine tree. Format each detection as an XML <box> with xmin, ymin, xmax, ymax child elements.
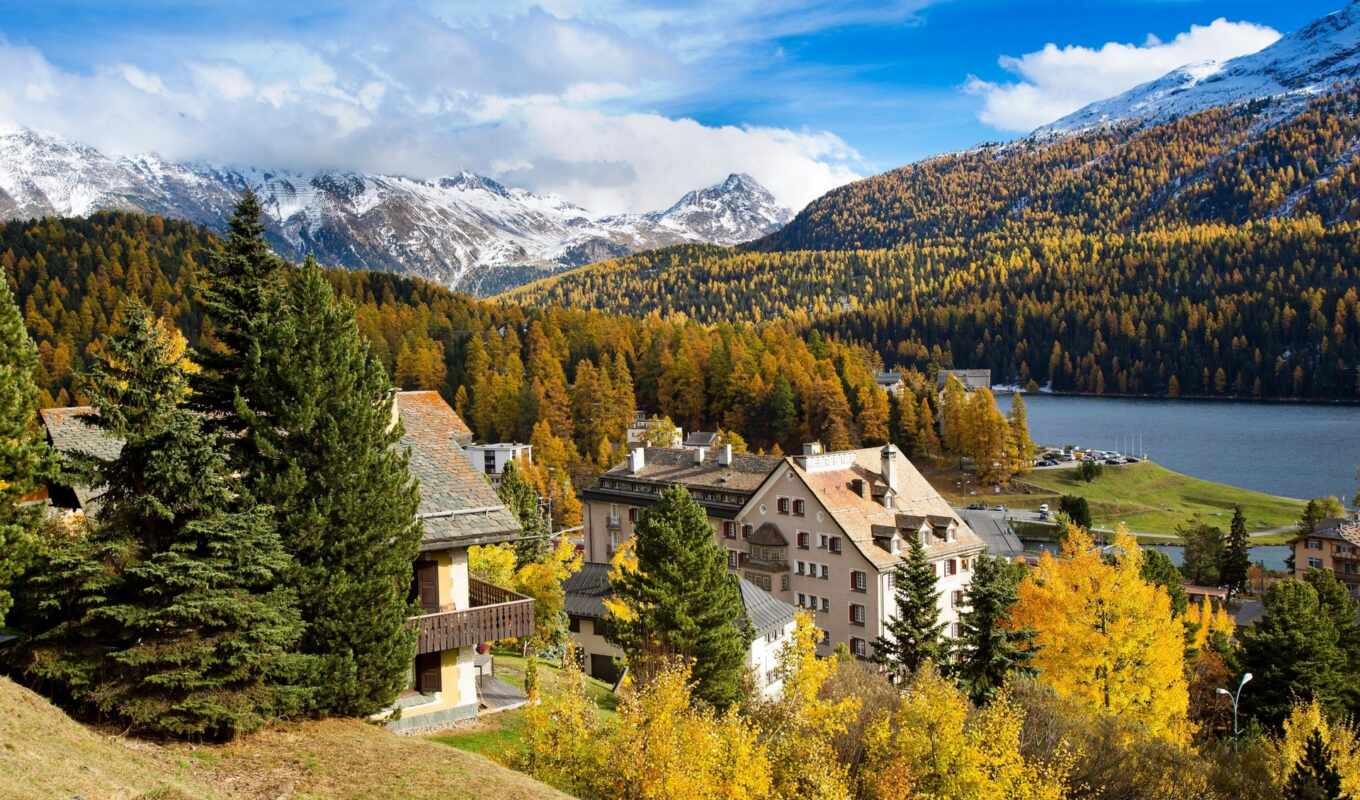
<box><xmin>498</xmin><ymin>460</ymin><xmax>548</xmax><ymax>567</ymax></box>
<box><xmin>954</xmin><ymin>554</ymin><xmax>1034</xmax><ymax>703</ymax></box>
<box><xmin>239</xmin><ymin>261</ymin><xmax>423</xmax><ymax>717</ymax></box>
<box><xmin>873</xmin><ymin>534</ymin><xmax>947</xmax><ymax>679</ymax></box>
<box><xmin>607</xmin><ymin>486</ymin><xmax>751</xmax><ymax>709</ymax></box>
<box><xmin>26</xmin><ymin>304</ymin><xmax>304</xmax><ymax>738</ymax></box>
<box><xmin>0</xmin><ymin>275</ymin><xmax>51</xmax><ymax>626</ymax></box>
<box><xmin>1221</xmin><ymin>506</ymin><xmax>1251</xmax><ymax>604</ymax></box>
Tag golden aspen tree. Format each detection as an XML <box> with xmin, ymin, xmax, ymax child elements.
<box><xmin>1269</xmin><ymin>698</ymin><xmax>1360</xmax><ymax>797</ymax></box>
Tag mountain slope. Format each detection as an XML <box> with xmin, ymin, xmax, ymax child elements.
<box><xmin>0</xmin><ymin>126</ymin><xmax>790</xmax><ymax>294</ymax></box>
<box><xmin>1041</xmin><ymin>1</ymin><xmax>1360</xmax><ymax>135</ymax></box>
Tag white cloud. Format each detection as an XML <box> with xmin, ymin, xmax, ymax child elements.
<box><xmin>0</xmin><ymin>3</ymin><xmax>868</xmax><ymax>214</ymax></box>
<box><xmin>966</xmin><ymin>18</ymin><xmax>1281</xmax><ymax>132</ymax></box>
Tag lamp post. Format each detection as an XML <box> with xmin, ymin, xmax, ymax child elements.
<box><xmin>1216</xmin><ymin>672</ymin><xmax>1253</xmax><ymax>736</ymax></box>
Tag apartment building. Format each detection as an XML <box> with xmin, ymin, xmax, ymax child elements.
<box><xmin>580</xmin><ymin>442</ymin><xmax>984</xmax><ymax>659</ymax></box>
<box><xmin>40</xmin><ymin>392</ymin><xmax>535</xmax><ymax>732</ymax></box>
<box><xmin>1293</xmin><ymin>515</ymin><xmax>1360</xmax><ymax>597</ymax></box>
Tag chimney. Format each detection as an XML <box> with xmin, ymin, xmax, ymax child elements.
<box><xmin>803</xmin><ymin>442</ymin><xmax>823</xmax><ymax>456</ymax></box>
<box><xmin>693</xmin><ymin>446</ymin><xmax>707</xmax><ymax>464</ymax></box>
<box><xmin>881</xmin><ymin>445</ymin><xmax>900</xmax><ymax>493</ymax></box>
<box><xmin>718</xmin><ymin>444</ymin><xmax>733</xmax><ymax>466</ymax></box>
<box><xmin>629</xmin><ymin>447</ymin><xmax>646</xmax><ymax>475</ymax></box>
<box><xmin>851</xmin><ymin>478</ymin><xmax>867</xmax><ymax>498</ymax></box>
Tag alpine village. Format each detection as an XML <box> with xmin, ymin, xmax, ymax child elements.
<box><xmin>5</xmin><ymin>2</ymin><xmax>1360</xmax><ymax>799</ymax></box>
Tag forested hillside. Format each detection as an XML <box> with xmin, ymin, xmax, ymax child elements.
<box><xmin>508</xmin><ymin>87</ymin><xmax>1360</xmax><ymax>400</ymax></box>
<box><xmin>1</xmin><ymin>212</ymin><xmax>893</xmax><ymax>468</ymax></box>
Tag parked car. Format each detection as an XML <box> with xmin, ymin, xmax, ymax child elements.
<box><xmin>1038</xmin><ymin>504</ymin><xmax>1049</xmax><ymax>514</ymax></box>
<box><xmin>967</xmin><ymin>502</ymin><xmax>985</xmax><ymax>510</ymax></box>
<box><xmin>991</xmin><ymin>505</ymin><xmax>1007</xmax><ymax>512</ymax></box>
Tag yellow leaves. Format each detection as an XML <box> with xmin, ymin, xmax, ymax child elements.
<box><xmin>523</xmin><ymin>659</ymin><xmax>772</xmax><ymax>800</ymax></box>
<box><xmin>1269</xmin><ymin>698</ymin><xmax>1360</xmax><ymax>797</ymax></box>
<box><xmin>862</xmin><ymin>664</ymin><xmax>1071</xmax><ymax>800</ymax></box>
<box><xmin>603</xmin><ymin>536</ymin><xmax>640</xmax><ymax>624</ymax></box>
<box><xmin>468</xmin><ymin>543</ymin><xmax>516</xmax><ymax>590</ymax></box>
<box><xmin>471</xmin><ymin>539</ymin><xmax>580</xmax><ymax>648</ymax></box>
<box><xmin>1184</xmin><ymin>594</ymin><xmax>1235</xmax><ymax>653</ymax></box>
<box><xmin>1010</xmin><ymin>524</ymin><xmax>1192</xmax><ymax>745</ymax></box>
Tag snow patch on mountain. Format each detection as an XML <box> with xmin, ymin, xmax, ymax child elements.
<box><xmin>0</xmin><ymin>128</ymin><xmax>792</xmax><ymax>295</ymax></box>
<box><xmin>1039</xmin><ymin>1</ymin><xmax>1360</xmax><ymax>136</ymax></box>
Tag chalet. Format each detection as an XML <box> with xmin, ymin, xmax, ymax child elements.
<box><xmin>936</xmin><ymin>369</ymin><xmax>991</xmax><ymax>393</ymax></box>
<box><xmin>1292</xmin><ymin>515</ymin><xmax>1360</xmax><ymax>597</ymax></box>
<box><xmin>580</xmin><ymin>442</ymin><xmax>984</xmax><ymax>659</ymax></box>
<box><xmin>39</xmin><ymin>391</ymin><xmax>534</xmax><ymax>732</ymax></box>
<box><xmin>562</xmin><ymin>562</ymin><xmax>797</xmax><ymax>695</ymax></box>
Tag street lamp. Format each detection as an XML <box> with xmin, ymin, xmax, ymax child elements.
<box><xmin>1216</xmin><ymin>672</ymin><xmax>1253</xmax><ymax>736</ymax></box>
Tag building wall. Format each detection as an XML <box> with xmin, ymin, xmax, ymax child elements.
<box><xmin>394</xmin><ymin>545</ymin><xmax>478</xmax><ymax>729</ymax></box>
<box><xmin>1294</xmin><ymin>536</ymin><xmax>1360</xmax><ymax>595</ymax></box>
<box><xmin>748</xmin><ymin>620</ymin><xmax>795</xmax><ymax>697</ymax></box>
<box><xmin>569</xmin><ymin>617</ymin><xmax>625</xmax><ymax>681</ymax></box>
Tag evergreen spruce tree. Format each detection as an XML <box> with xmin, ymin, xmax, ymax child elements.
<box><xmin>499</xmin><ymin>460</ymin><xmax>548</xmax><ymax>567</ymax></box>
<box><xmin>607</xmin><ymin>486</ymin><xmax>751</xmax><ymax>709</ymax></box>
<box><xmin>769</xmin><ymin>374</ymin><xmax>797</xmax><ymax>450</ymax></box>
<box><xmin>239</xmin><ymin>262</ymin><xmax>422</xmax><ymax>717</ymax></box>
<box><xmin>1285</xmin><ymin>728</ymin><xmax>1347</xmax><ymax>800</ymax></box>
<box><xmin>1221</xmin><ymin>506</ymin><xmax>1251</xmax><ymax>603</ymax></box>
<box><xmin>1240</xmin><ymin>578</ymin><xmax>1347</xmax><ymax>727</ymax></box>
<box><xmin>954</xmin><ymin>554</ymin><xmax>1034</xmax><ymax>703</ymax></box>
<box><xmin>27</xmin><ymin>304</ymin><xmax>304</xmax><ymax>738</ymax></box>
<box><xmin>0</xmin><ymin>276</ymin><xmax>51</xmax><ymax>626</ymax></box>
<box><xmin>873</xmin><ymin>534</ymin><xmax>947</xmax><ymax>679</ymax></box>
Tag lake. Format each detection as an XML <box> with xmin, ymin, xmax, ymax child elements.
<box><xmin>1000</xmin><ymin>394</ymin><xmax>1360</xmax><ymax>502</ymax></box>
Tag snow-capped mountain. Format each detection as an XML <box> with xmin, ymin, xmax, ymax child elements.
<box><xmin>0</xmin><ymin>126</ymin><xmax>791</xmax><ymax>294</ymax></box>
<box><xmin>1039</xmin><ymin>1</ymin><xmax>1360</xmax><ymax>136</ymax></box>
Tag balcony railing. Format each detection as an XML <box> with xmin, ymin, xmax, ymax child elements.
<box><xmin>412</xmin><ymin>578</ymin><xmax>535</xmax><ymax>655</ymax></box>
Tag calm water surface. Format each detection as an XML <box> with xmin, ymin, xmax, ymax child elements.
<box><xmin>1001</xmin><ymin>394</ymin><xmax>1360</xmax><ymax>501</ymax></box>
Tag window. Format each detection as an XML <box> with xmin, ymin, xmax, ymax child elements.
<box><xmin>1309</xmin><ymin>557</ymin><xmax>1325</xmax><ymax>569</ymax></box>
<box><xmin>830</xmin><ymin>536</ymin><xmax>842</xmax><ymax>554</ymax></box>
<box><xmin>818</xmin><ymin>534</ymin><xmax>830</xmax><ymax>550</ymax></box>
<box><xmin>628</xmin><ymin>507</ymin><xmax>638</xmax><ymax>523</ymax></box>
<box><xmin>1308</xmin><ymin>539</ymin><xmax>1323</xmax><ymax>550</ymax></box>
<box><xmin>792</xmin><ymin>498</ymin><xmax>805</xmax><ymax>516</ymax></box>
<box><xmin>819</xmin><ymin>564</ymin><xmax>829</xmax><ymax>580</ymax></box>
<box><xmin>851</xmin><ymin>570</ymin><xmax>867</xmax><ymax>592</ymax></box>
<box><xmin>850</xmin><ymin>637</ymin><xmax>867</xmax><ymax>658</ymax></box>
<box><xmin>946</xmin><ymin>559</ymin><xmax>958</xmax><ymax>577</ymax></box>
<box><xmin>723</xmin><ymin>521</ymin><xmax>736</xmax><ymax>539</ymax></box>
<box><xmin>820</xmin><ymin>597</ymin><xmax>830</xmax><ymax>613</ymax></box>
<box><xmin>797</xmin><ymin>592</ymin><xmax>807</xmax><ymax>607</ymax></box>
<box><xmin>797</xmin><ymin>531</ymin><xmax>810</xmax><ymax>550</ymax></box>
<box><xmin>780</xmin><ymin>575</ymin><xmax>790</xmax><ymax>592</ymax></box>
<box><xmin>886</xmin><ymin>572</ymin><xmax>895</xmax><ymax>591</ymax></box>
<box><xmin>952</xmin><ymin>590</ymin><xmax>965</xmax><ymax>608</ymax></box>
<box><xmin>821</xmin><ymin>628</ymin><xmax>831</xmax><ymax>645</ymax></box>
<box><xmin>742</xmin><ymin>524</ymin><xmax>753</xmax><ymax>540</ymax></box>
<box><xmin>796</xmin><ymin>561</ymin><xmax>806</xmax><ymax>576</ymax></box>
<box><xmin>568</xmin><ymin>615</ymin><xmax>581</xmax><ymax>633</ymax></box>
<box><xmin>777</xmin><ymin>497</ymin><xmax>790</xmax><ymax>514</ymax></box>
<box><xmin>727</xmin><ymin>550</ymin><xmax>738</xmax><ymax>568</ymax></box>
<box><xmin>747</xmin><ymin>573</ymin><xmax>772</xmax><ymax>592</ymax></box>
<box><xmin>951</xmin><ymin>623</ymin><xmax>962</xmax><ymax>638</ymax></box>
<box><xmin>850</xmin><ymin>603</ymin><xmax>866</xmax><ymax>626</ymax></box>
<box><xmin>483</xmin><ymin>450</ymin><xmax>496</xmax><ymax>473</ymax></box>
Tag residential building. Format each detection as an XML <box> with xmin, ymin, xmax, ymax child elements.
<box><xmin>1292</xmin><ymin>516</ymin><xmax>1360</xmax><ymax>597</ymax></box>
<box><xmin>936</xmin><ymin>369</ymin><xmax>991</xmax><ymax>393</ymax></box>
<box><xmin>39</xmin><ymin>391</ymin><xmax>535</xmax><ymax>732</ymax></box>
<box><xmin>875</xmin><ymin>371</ymin><xmax>905</xmax><ymax>395</ymax></box>
<box><xmin>562</xmin><ymin>562</ymin><xmax>797</xmax><ymax>695</ymax></box>
<box><xmin>625</xmin><ymin>412</ymin><xmax>682</xmax><ymax>448</ymax></box>
<box><xmin>580</xmin><ymin>442</ymin><xmax>984</xmax><ymax>659</ymax></box>
<box><xmin>683</xmin><ymin>431</ymin><xmax>720</xmax><ymax>449</ymax></box>
<box><xmin>463</xmin><ymin>441</ymin><xmax>533</xmax><ymax>483</ymax></box>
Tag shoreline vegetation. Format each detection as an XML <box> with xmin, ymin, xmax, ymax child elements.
<box><xmin>993</xmin><ymin>387</ymin><xmax>1360</xmax><ymax>407</ymax></box>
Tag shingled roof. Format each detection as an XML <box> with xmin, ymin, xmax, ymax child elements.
<box><xmin>564</xmin><ymin>562</ymin><xmax>796</xmax><ymax>636</ymax></box>
<box><xmin>38</xmin><ymin>406</ymin><xmax>121</xmax><ymax>508</ymax></box>
<box><xmin>395</xmin><ymin>391</ymin><xmax>520</xmax><ymax>549</ymax></box>
<box><xmin>601</xmin><ymin>447</ymin><xmax>781</xmax><ymax>493</ymax></box>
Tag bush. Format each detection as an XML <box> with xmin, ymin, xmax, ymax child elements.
<box><xmin>1059</xmin><ymin>495</ymin><xmax>1092</xmax><ymax>529</ymax></box>
<box><xmin>1077</xmin><ymin>461</ymin><xmax>1104</xmax><ymax>483</ymax></box>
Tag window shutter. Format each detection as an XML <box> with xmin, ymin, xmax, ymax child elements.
<box><xmin>416</xmin><ymin>651</ymin><xmax>442</xmax><ymax>693</ymax></box>
<box><xmin>415</xmin><ymin>560</ymin><xmax>440</xmax><ymax>612</ymax></box>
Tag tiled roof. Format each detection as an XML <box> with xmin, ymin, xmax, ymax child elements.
<box><xmin>683</xmin><ymin>431</ymin><xmax>719</xmax><ymax>447</ymax></box>
<box><xmin>395</xmin><ymin>391</ymin><xmax>521</xmax><ymax>549</ymax></box>
<box><xmin>791</xmin><ymin>445</ymin><xmax>984</xmax><ymax>571</ymax></box>
<box><xmin>1295</xmin><ymin>517</ymin><xmax>1360</xmax><ymax>544</ymax></box>
<box><xmin>602</xmin><ymin>447</ymin><xmax>781</xmax><ymax>493</ymax></box>
<box><xmin>564</xmin><ymin>561</ymin><xmax>795</xmax><ymax>637</ymax></box>
<box><xmin>750</xmin><ymin>522</ymin><xmax>788</xmax><ymax>547</ymax></box>
<box><xmin>39</xmin><ymin>406</ymin><xmax>121</xmax><ymax>508</ymax></box>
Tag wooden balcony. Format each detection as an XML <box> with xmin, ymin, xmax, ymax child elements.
<box><xmin>412</xmin><ymin>578</ymin><xmax>535</xmax><ymax>655</ymax></box>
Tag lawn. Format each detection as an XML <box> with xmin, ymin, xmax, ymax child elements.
<box><xmin>1018</xmin><ymin>462</ymin><xmax>1306</xmax><ymax>536</ymax></box>
<box><xmin>429</xmin><ymin>651</ymin><xmax>617</xmax><ymax>766</ymax></box>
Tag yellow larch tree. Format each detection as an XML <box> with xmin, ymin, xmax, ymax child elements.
<box><xmin>1269</xmin><ymin>698</ymin><xmax>1360</xmax><ymax>797</ymax></box>
<box><xmin>1009</xmin><ymin>524</ymin><xmax>1192</xmax><ymax>744</ymax></box>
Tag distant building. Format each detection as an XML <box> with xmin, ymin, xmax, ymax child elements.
<box><xmin>1292</xmin><ymin>516</ymin><xmax>1360</xmax><ymax>597</ymax></box>
<box><xmin>626</xmin><ymin>413</ymin><xmax>682</xmax><ymax>448</ymax></box>
<box><xmin>464</xmin><ymin>442</ymin><xmax>532</xmax><ymax>482</ymax></box>
<box><xmin>580</xmin><ymin>442</ymin><xmax>984</xmax><ymax>660</ymax></box>
<box><xmin>936</xmin><ymin>369</ymin><xmax>991</xmax><ymax>393</ymax></box>
<box><xmin>563</xmin><ymin>562</ymin><xmax>797</xmax><ymax>695</ymax></box>
<box><xmin>875</xmin><ymin>371</ymin><xmax>905</xmax><ymax>395</ymax></box>
<box><xmin>683</xmin><ymin>431</ymin><xmax>719</xmax><ymax>449</ymax></box>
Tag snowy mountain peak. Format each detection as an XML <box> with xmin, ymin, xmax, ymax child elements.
<box><xmin>0</xmin><ymin>126</ymin><xmax>792</xmax><ymax>294</ymax></box>
<box><xmin>1039</xmin><ymin>1</ymin><xmax>1360</xmax><ymax>136</ymax></box>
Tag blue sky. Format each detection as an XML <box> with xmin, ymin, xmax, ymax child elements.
<box><xmin>0</xmin><ymin>0</ymin><xmax>1344</xmax><ymax>212</ymax></box>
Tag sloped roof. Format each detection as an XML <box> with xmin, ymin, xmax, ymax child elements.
<box><xmin>750</xmin><ymin>522</ymin><xmax>788</xmax><ymax>547</ymax></box>
<box><xmin>790</xmin><ymin>445</ymin><xmax>984</xmax><ymax>570</ymax></box>
<box><xmin>39</xmin><ymin>406</ymin><xmax>121</xmax><ymax>508</ymax></box>
<box><xmin>395</xmin><ymin>391</ymin><xmax>520</xmax><ymax>548</ymax></box>
<box><xmin>684</xmin><ymin>431</ymin><xmax>719</xmax><ymax>447</ymax></box>
<box><xmin>564</xmin><ymin>562</ymin><xmax>795</xmax><ymax>636</ymax></box>
<box><xmin>601</xmin><ymin>447</ymin><xmax>780</xmax><ymax>493</ymax></box>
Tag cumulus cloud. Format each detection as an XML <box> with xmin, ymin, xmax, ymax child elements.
<box><xmin>965</xmin><ymin>18</ymin><xmax>1281</xmax><ymax>132</ymax></box>
<box><xmin>0</xmin><ymin>2</ymin><xmax>868</xmax><ymax>213</ymax></box>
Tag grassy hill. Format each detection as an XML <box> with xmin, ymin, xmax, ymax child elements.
<box><xmin>1017</xmin><ymin>462</ymin><xmax>1306</xmax><ymax>539</ymax></box>
<box><xmin>0</xmin><ymin>676</ymin><xmax>571</xmax><ymax>800</ymax></box>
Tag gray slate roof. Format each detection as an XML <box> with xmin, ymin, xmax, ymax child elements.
<box><xmin>564</xmin><ymin>561</ymin><xmax>796</xmax><ymax>636</ymax></box>
<box><xmin>395</xmin><ymin>392</ymin><xmax>521</xmax><ymax>549</ymax></box>
<box><xmin>601</xmin><ymin>447</ymin><xmax>782</xmax><ymax>493</ymax></box>
<box><xmin>39</xmin><ymin>406</ymin><xmax>121</xmax><ymax>508</ymax></box>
